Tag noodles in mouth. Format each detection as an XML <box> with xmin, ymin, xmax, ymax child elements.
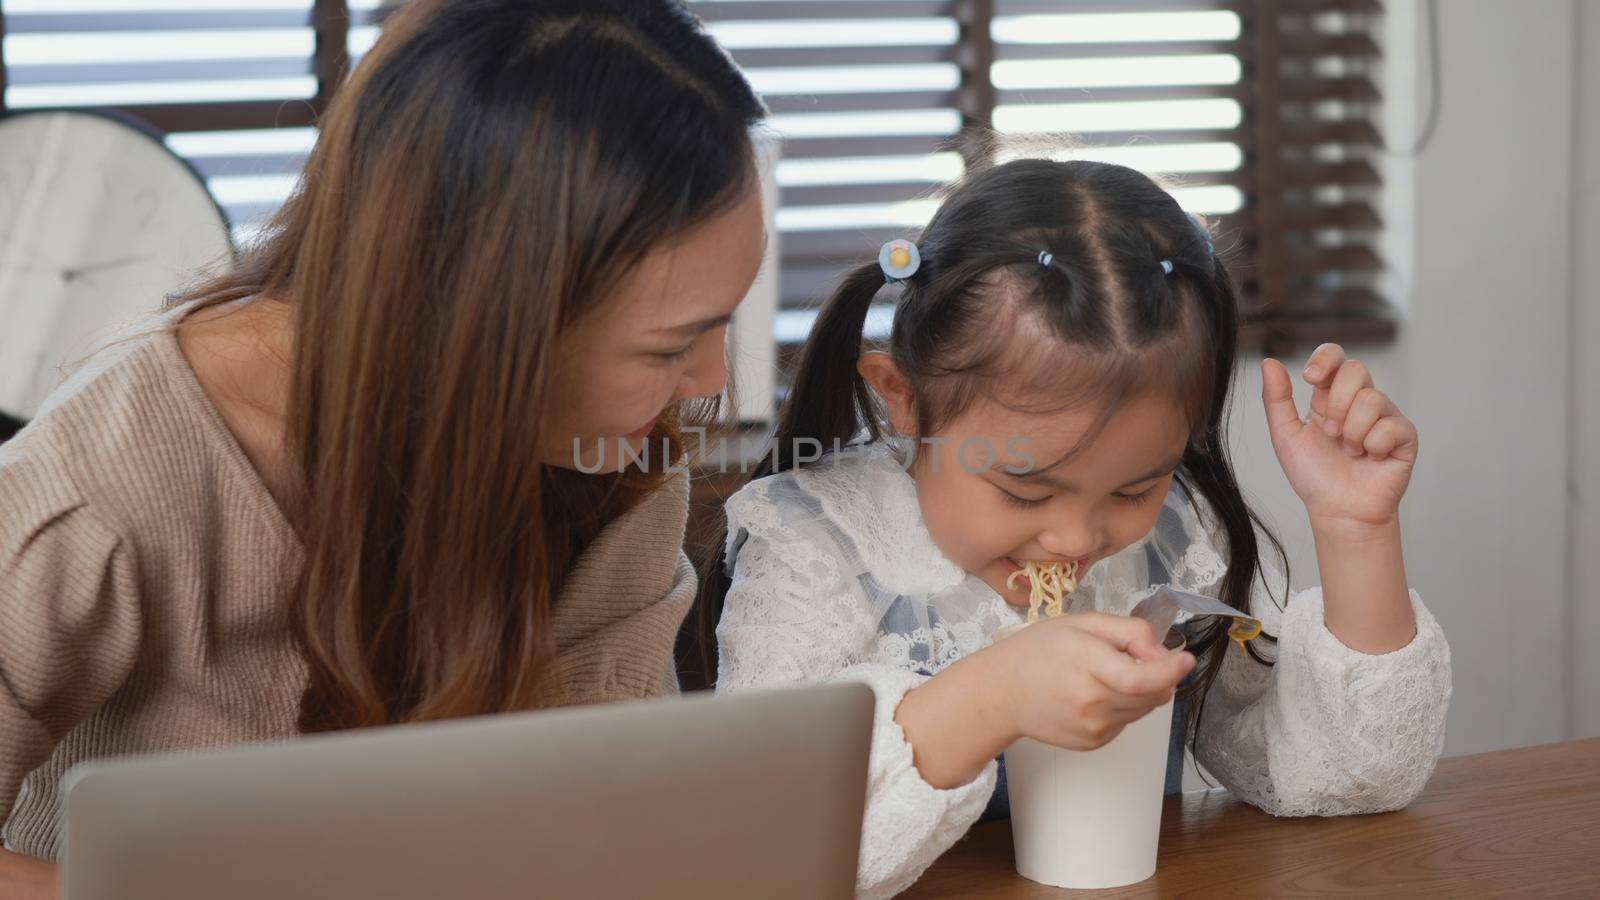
<box><xmin>1006</xmin><ymin>560</ymin><xmax>1080</xmax><ymax>623</ymax></box>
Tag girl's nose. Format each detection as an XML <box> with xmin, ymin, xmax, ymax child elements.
<box><xmin>1037</xmin><ymin>516</ymin><xmax>1100</xmax><ymax>561</ymax></box>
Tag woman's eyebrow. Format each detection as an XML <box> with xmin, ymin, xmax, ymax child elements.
<box><xmin>650</xmin><ymin>312</ymin><xmax>735</xmax><ymax>336</ymax></box>
<box><xmin>1000</xmin><ymin>455</ymin><xmax>1184</xmax><ymax>492</ymax></box>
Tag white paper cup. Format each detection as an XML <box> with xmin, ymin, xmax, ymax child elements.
<box><xmin>1000</xmin><ymin>628</ymin><xmax>1182</xmax><ymax>890</ymax></box>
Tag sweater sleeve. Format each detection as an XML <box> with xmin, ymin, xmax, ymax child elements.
<box><xmin>0</xmin><ymin>469</ymin><xmax>142</xmax><ymax>847</ymax></box>
<box><xmin>716</xmin><ymin>526</ymin><xmax>994</xmax><ymax>900</ymax></box>
<box><xmin>1193</xmin><ymin>550</ymin><xmax>1452</xmax><ymax>816</ymax></box>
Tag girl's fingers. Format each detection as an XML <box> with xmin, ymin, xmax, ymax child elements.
<box><xmin>1124</xmin><ymin>638</ymin><xmax>1170</xmax><ymax>663</ymax></box>
<box><xmin>1319</xmin><ymin>358</ymin><xmax>1374</xmax><ymax>436</ymax></box>
<box><xmin>1339</xmin><ymin>387</ymin><xmax>1393</xmax><ymax>454</ymax></box>
<box><xmin>1303</xmin><ymin>343</ymin><xmax>1347</xmax><ymax>420</ymax></box>
<box><xmin>1083</xmin><ymin>638</ymin><xmax>1194</xmax><ymax>696</ymax></box>
<box><xmin>1259</xmin><ymin>358</ymin><xmax>1304</xmax><ymax>439</ymax></box>
<box><xmin>1107</xmin><ymin>689</ymin><xmax>1176</xmax><ymax>720</ymax></box>
<box><xmin>1300</xmin><ymin>342</ymin><xmax>1346</xmax><ymax>384</ymax></box>
<box><xmin>1063</xmin><ymin>611</ymin><xmax>1161</xmax><ymax>655</ymax></box>
<box><xmin>1363</xmin><ymin>415</ymin><xmax>1419</xmax><ymax>462</ymax></box>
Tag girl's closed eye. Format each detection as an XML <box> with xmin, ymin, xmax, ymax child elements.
<box><xmin>997</xmin><ymin>485</ymin><xmax>1051</xmax><ymax>509</ymax></box>
<box><xmin>1115</xmin><ymin>483</ymin><xmax>1163</xmax><ymax>505</ymax></box>
<box><xmin>995</xmin><ymin>481</ymin><xmax>1163</xmax><ymax>509</ymax></box>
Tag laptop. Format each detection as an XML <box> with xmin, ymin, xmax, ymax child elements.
<box><xmin>61</xmin><ymin>682</ymin><xmax>873</xmax><ymax>900</ymax></box>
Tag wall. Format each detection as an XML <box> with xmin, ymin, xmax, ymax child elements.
<box><xmin>1571</xmin><ymin>0</ymin><xmax>1600</xmax><ymax>739</ymax></box>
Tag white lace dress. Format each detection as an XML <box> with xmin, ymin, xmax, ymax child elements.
<box><xmin>715</xmin><ymin>442</ymin><xmax>1452</xmax><ymax>899</ymax></box>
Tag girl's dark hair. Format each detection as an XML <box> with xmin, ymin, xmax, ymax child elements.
<box><xmin>696</xmin><ymin>159</ymin><xmax>1290</xmax><ymax>751</ymax></box>
<box><xmin>172</xmin><ymin>0</ymin><xmax>764</xmax><ymax>732</ymax></box>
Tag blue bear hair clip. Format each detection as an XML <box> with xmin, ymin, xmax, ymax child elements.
<box><xmin>879</xmin><ymin>239</ymin><xmax>921</xmax><ymax>284</ymax></box>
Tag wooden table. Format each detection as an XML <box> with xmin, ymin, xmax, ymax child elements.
<box><xmin>903</xmin><ymin>738</ymin><xmax>1600</xmax><ymax>898</ymax></box>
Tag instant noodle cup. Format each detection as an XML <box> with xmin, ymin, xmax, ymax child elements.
<box><xmin>997</xmin><ymin>626</ymin><xmax>1185</xmax><ymax>890</ymax></box>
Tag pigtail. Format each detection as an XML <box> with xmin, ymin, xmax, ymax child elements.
<box><xmin>750</xmin><ymin>261</ymin><xmax>888</xmax><ymax>480</ymax></box>
<box><xmin>1176</xmin><ymin>446</ymin><xmax>1293</xmax><ymax>758</ymax></box>
<box><xmin>1165</xmin><ymin>238</ymin><xmax>1293</xmax><ymax>759</ymax></box>
<box><xmin>684</xmin><ymin>259</ymin><xmax>886</xmax><ymax>689</ymax></box>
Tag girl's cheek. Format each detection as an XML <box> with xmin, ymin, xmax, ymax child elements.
<box><xmin>917</xmin><ymin>486</ymin><xmax>978</xmax><ymax>565</ymax></box>
<box><xmin>915</xmin><ymin>457</ymin><xmax>1015</xmax><ymax>562</ymax></box>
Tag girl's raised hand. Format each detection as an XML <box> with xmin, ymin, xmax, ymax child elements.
<box><xmin>1259</xmin><ymin>343</ymin><xmax>1419</xmax><ymax>529</ymax></box>
<box><xmin>991</xmin><ymin>613</ymin><xmax>1195</xmax><ymax>751</ymax></box>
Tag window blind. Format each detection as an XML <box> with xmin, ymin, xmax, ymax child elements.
<box><xmin>690</xmin><ymin>0</ymin><xmax>968</xmax><ymax>351</ymax></box>
<box><xmin>0</xmin><ymin>0</ymin><xmax>1392</xmax><ymax>361</ymax></box>
<box><xmin>1245</xmin><ymin>0</ymin><xmax>1391</xmax><ymax>349</ymax></box>
<box><xmin>991</xmin><ymin>0</ymin><xmax>1392</xmax><ymax>350</ymax></box>
<box><xmin>691</xmin><ymin>0</ymin><xmax>1393</xmax><ymax>364</ymax></box>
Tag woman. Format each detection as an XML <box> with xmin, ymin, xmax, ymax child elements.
<box><xmin>0</xmin><ymin>1</ymin><xmax>766</xmax><ymax>894</ymax></box>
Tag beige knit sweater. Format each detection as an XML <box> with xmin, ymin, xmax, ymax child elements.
<box><xmin>0</xmin><ymin>320</ymin><xmax>697</xmax><ymax>861</ymax></box>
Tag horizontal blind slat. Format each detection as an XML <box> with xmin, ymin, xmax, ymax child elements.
<box><xmin>784</xmin><ymin>227</ymin><xmax>915</xmax><ymax>261</ymax></box>
<box><xmin>781</xmin><ymin>181</ymin><xmax>945</xmax><ymax>207</ymax></box>
<box><xmin>693</xmin><ymin>2</ymin><xmax>954</xmax><ymax>22</ymax></box>
<box><xmin>990</xmin><ymin>126</ymin><xmax>1251</xmax><ymax>149</ymax></box>
<box><xmin>780</xmin><ymin>133</ymin><xmax>957</xmax><ymax>158</ymax></box>
<box><xmin>1279</xmin><ymin>33</ymin><xmax>1380</xmax><ymax>58</ymax></box>
<box><xmin>997</xmin><ymin>0</ymin><xmax>1248</xmax><ymax>13</ymax></box>
<box><xmin>1279</xmin><ymin>288</ymin><xmax>1387</xmax><ymax>315</ymax></box>
<box><xmin>1286</xmin><ymin>244</ymin><xmax>1383</xmax><ymax>278</ymax></box>
<box><xmin>1274</xmin><ymin>0</ymin><xmax>1380</xmax><ymax>12</ymax></box>
<box><xmin>5</xmin><ymin>11</ymin><xmax>311</xmax><ymax>33</ymax></box>
<box><xmin>781</xmin><ymin>264</ymin><xmax>851</xmax><ymax>307</ymax></box>
<box><xmin>6</xmin><ymin>59</ymin><xmax>312</xmax><ymax>86</ymax></box>
<box><xmin>731</xmin><ymin>45</ymin><xmax>958</xmax><ymax>67</ymax></box>
<box><xmin>1282</xmin><ymin>201</ymin><xmax>1381</xmax><ymax>231</ymax></box>
<box><xmin>115</xmin><ymin>100</ymin><xmax>320</xmax><ymax>132</ymax></box>
<box><xmin>1280</xmin><ymin>75</ymin><xmax>1381</xmax><ymax>102</ymax></box>
<box><xmin>1281</xmin><ymin>160</ymin><xmax>1381</xmax><ymax>188</ymax></box>
<box><xmin>221</xmin><ymin>200</ymin><xmax>284</xmax><ymax>223</ymax></box>
<box><xmin>765</xmin><ymin>88</ymin><xmax>959</xmax><ymax>114</ymax></box>
<box><xmin>1280</xmin><ymin>119</ymin><xmax>1382</xmax><ymax>147</ymax></box>
<box><xmin>994</xmin><ymin>41</ymin><xmax>1246</xmax><ymax>62</ymax></box>
<box><xmin>189</xmin><ymin>153</ymin><xmax>311</xmax><ymax>179</ymax></box>
<box><xmin>995</xmin><ymin>83</ymin><xmax>1249</xmax><ymax>104</ymax></box>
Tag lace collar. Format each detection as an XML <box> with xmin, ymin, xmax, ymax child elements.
<box><xmin>788</xmin><ymin>441</ymin><xmax>970</xmax><ymax>597</ymax></box>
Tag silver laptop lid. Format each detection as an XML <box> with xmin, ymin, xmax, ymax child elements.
<box><xmin>63</xmin><ymin>682</ymin><xmax>873</xmax><ymax>900</ymax></box>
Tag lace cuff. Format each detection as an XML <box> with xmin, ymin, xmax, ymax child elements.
<box><xmin>838</xmin><ymin>662</ymin><xmax>997</xmax><ymax>900</ymax></box>
<box><xmin>1282</xmin><ymin>586</ymin><xmax>1449</xmax><ymax>678</ymax></box>
<box><xmin>1201</xmin><ymin>586</ymin><xmax>1452</xmax><ymax>818</ymax></box>
<box><xmin>1280</xmin><ymin>588</ymin><xmax>1451</xmax><ymax>808</ymax></box>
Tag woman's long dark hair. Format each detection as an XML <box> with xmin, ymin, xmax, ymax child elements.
<box><xmin>698</xmin><ymin>159</ymin><xmax>1289</xmax><ymax>750</ymax></box>
<box><xmin>171</xmin><ymin>0</ymin><xmax>764</xmax><ymax>732</ymax></box>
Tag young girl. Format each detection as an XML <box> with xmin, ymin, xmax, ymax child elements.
<box><xmin>714</xmin><ymin>159</ymin><xmax>1451</xmax><ymax>898</ymax></box>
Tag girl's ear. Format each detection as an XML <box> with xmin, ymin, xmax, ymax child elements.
<box><xmin>857</xmin><ymin>351</ymin><xmax>918</xmax><ymax>436</ymax></box>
